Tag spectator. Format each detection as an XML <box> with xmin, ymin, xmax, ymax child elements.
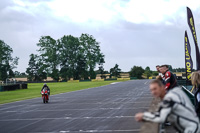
<box><xmin>156</xmin><ymin>65</ymin><xmax>163</xmax><ymax>77</ymax></box>
<box><xmin>135</xmin><ymin>79</ymin><xmax>200</xmax><ymax>133</ymax></box>
<box><xmin>159</xmin><ymin>65</ymin><xmax>178</xmax><ymax>91</ymax></box>
<box><xmin>156</xmin><ymin>65</ymin><xmax>165</xmax><ymax>84</ymax></box>
<box><xmin>191</xmin><ymin>72</ymin><xmax>200</xmax><ymax>118</ymax></box>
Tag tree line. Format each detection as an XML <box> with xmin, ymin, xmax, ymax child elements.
<box><xmin>26</xmin><ymin>34</ymin><xmax>105</xmax><ymax>81</ymax></box>
<box><xmin>0</xmin><ymin>34</ymin><xmax>185</xmax><ymax>82</ymax></box>
<box><xmin>0</xmin><ymin>40</ymin><xmax>19</xmax><ymax>81</ymax></box>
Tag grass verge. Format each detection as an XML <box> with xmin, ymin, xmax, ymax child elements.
<box><xmin>0</xmin><ymin>81</ymin><xmax>121</xmax><ymax>104</ymax></box>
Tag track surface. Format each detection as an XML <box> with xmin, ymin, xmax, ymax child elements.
<box><xmin>0</xmin><ymin>80</ymin><xmax>152</xmax><ymax>133</ymax></box>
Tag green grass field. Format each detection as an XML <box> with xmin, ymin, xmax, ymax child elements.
<box><xmin>0</xmin><ymin>81</ymin><xmax>119</xmax><ymax>104</ymax></box>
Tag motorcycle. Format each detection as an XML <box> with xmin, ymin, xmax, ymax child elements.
<box><xmin>41</xmin><ymin>88</ymin><xmax>49</xmax><ymax>103</ymax></box>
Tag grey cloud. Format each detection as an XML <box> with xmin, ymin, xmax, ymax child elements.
<box><xmin>0</xmin><ymin>0</ymin><xmax>200</xmax><ymax>72</ymax></box>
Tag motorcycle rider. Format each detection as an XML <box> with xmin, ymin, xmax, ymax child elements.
<box><xmin>159</xmin><ymin>65</ymin><xmax>178</xmax><ymax>91</ymax></box>
<box><xmin>41</xmin><ymin>83</ymin><xmax>50</xmax><ymax>98</ymax></box>
<box><xmin>135</xmin><ymin>79</ymin><xmax>200</xmax><ymax>133</ymax></box>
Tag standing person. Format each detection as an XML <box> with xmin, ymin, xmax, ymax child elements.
<box><xmin>156</xmin><ymin>65</ymin><xmax>162</xmax><ymax>76</ymax></box>
<box><xmin>135</xmin><ymin>79</ymin><xmax>200</xmax><ymax>133</ymax></box>
<box><xmin>156</xmin><ymin>65</ymin><xmax>165</xmax><ymax>84</ymax></box>
<box><xmin>159</xmin><ymin>65</ymin><xmax>178</xmax><ymax>91</ymax></box>
<box><xmin>191</xmin><ymin>72</ymin><xmax>200</xmax><ymax>118</ymax></box>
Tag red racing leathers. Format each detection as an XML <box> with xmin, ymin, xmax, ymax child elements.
<box><xmin>162</xmin><ymin>70</ymin><xmax>178</xmax><ymax>91</ymax></box>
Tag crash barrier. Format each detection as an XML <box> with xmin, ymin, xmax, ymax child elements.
<box><xmin>68</xmin><ymin>80</ymin><xmax>79</xmax><ymax>83</ymax></box>
<box><xmin>19</xmin><ymin>81</ymin><xmax>57</xmax><ymax>83</ymax></box>
<box><xmin>104</xmin><ymin>78</ymin><xmax>117</xmax><ymax>81</ymax></box>
<box><xmin>18</xmin><ymin>77</ymin><xmax>138</xmax><ymax>84</ymax></box>
<box><xmin>178</xmin><ymin>80</ymin><xmax>186</xmax><ymax>86</ymax></box>
<box><xmin>117</xmin><ymin>78</ymin><xmax>130</xmax><ymax>80</ymax></box>
<box><xmin>149</xmin><ymin>77</ymin><xmax>156</xmax><ymax>79</ymax></box>
<box><xmin>140</xmin><ymin>97</ymin><xmax>160</xmax><ymax>133</ymax></box>
<box><xmin>130</xmin><ymin>77</ymin><xmax>137</xmax><ymax>80</ymax></box>
<box><xmin>0</xmin><ymin>83</ymin><xmax>28</xmax><ymax>92</ymax></box>
<box><xmin>182</xmin><ymin>86</ymin><xmax>195</xmax><ymax>105</ymax></box>
<box><xmin>79</xmin><ymin>79</ymin><xmax>91</xmax><ymax>82</ymax></box>
<box><xmin>91</xmin><ymin>79</ymin><xmax>104</xmax><ymax>82</ymax></box>
<box><xmin>177</xmin><ymin>80</ymin><xmax>192</xmax><ymax>86</ymax></box>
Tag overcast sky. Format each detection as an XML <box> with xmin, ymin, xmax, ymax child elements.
<box><xmin>1</xmin><ymin>0</ymin><xmax>200</xmax><ymax>72</ymax></box>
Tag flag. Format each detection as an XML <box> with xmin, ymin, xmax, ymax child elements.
<box><xmin>185</xmin><ymin>31</ymin><xmax>193</xmax><ymax>81</ymax></box>
<box><xmin>187</xmin><ymin>7</ymin><xmax>200</xmax><ymax>70</ymax></box>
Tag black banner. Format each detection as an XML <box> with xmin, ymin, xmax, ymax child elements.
<box><xmin>187</xmin><ymin>7</ymin><xmax>200</xmax><ymax>70</ymax></box>
<box><xmin>185</xmin><ymin>31</ymin><xmax>193</xmax><ymax>81</ymax></box>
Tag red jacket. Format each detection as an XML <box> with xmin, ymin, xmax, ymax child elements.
<box><xmin>162</xmin><ymin>70</ymin><xmax>178</xmax><ymax>91</ymax></box>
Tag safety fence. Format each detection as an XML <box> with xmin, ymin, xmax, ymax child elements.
<box><xmin>0</xmin><ymin>83</ymin><xmax>28</xmax><ymax>92</ymax></box>
<box><xmin>68</xmin><ymin>78</ymin><xmax>137</xmax><ymax>82</ymax></box>
<box><xmin>14</xmin><ymin>77</ymin><xmax>138</xmax><ymax>84</ymax></box>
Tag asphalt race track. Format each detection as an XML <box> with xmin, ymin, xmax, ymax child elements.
<box><xmin>0</xmin><ymin>80</ymin><xmax>152</xmax><ymax>133</ymax></box>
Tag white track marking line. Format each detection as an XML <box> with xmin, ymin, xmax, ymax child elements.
<box><xmin>110</xmin><ymin>82</ymin><xmax>119</xmax><ymax>85</ymax></box>
<box><xmin>59</xmin><ymin>129</ymin><xmax>140</xmax><ymax>132</ymax></box>
<box><xmin>144</xmin><ymin>81</ymin><xmax>149</xmax><ymax>84</ymax></box>
<box><xmin>10</xmin><ymin>118</ymin><xmax>43</xmax><ymax>133</ymax></box>
<box><xmin>0</xmin><ymin>115</ymin><xmax>137</xmax><ymax>121</ymax></box>
<box><xmin>0</xmin><ymin>104</ymin><xmax>26</xmax><ymax>111</ymax></box>
<box><xmin>0</xmin><ymin>107</ymin><xmax>149</xmax><ymax>113</ymax></box>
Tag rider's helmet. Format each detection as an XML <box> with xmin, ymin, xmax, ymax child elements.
<box><xmin>44</xmin><ymin>83</ymin><xmax>47</xmax><ymax>87</ymax></box>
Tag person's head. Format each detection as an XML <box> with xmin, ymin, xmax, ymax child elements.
<box><xmin>44</xmin><ymin>83</ymin><xmax>47</xmax><ymax>87</ymax></box>
<box><xmin>191</xmin><ymin>72</ymin><xmax>200</xmax><ymax>87</ymax></box>
<box><xmin>156</xmin><ymin>65</ymin><xmax>160</xmax><ymax>72</ymax></box>
<box><xmin>149</xmin><ymin>79</ymin><xmax>165</xmax><ymax>98</ymax></box>
<box><xmin>159</xmin><ymin>65</ymin><xmax>169</xmax><ymax>74</ymax></box>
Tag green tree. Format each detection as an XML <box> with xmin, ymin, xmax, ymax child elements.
<box><xmin>129</xmin><ymin>66</ymin><xmax>144</xmax><ymax>79</ymax></box>
<box><xmin>110</xmin><ymin>64</ymin><xmax>121</xmax><ymax>78</ymax></box>
<box><xmin>98</xmin><ymin>56</ymin><xmax>105</xmax><ymax>79</ymax></box>
<box><xmin>26</xmin><ymin>54</ymin><xmax>47</xmax><ymax>81</ymax></box>
<box><xmin>75</xmin><ymin>54</ymin><xmax>88</xmax><ymax>80</ymax></box>
<box><xmin>34</xmin><ymin>34</ymin><xmax>105</xmax><ymax>81</ymax></box>
<box><xmin>20</xmin><ymin>72</ymin><xmax>26</xmax><ymax>77</ymax></box>
<box><xmin>0</xmin><ymin>40</ymin><xmax>19</xmax><ymax>81</ymax></box>
<box><xmin>59</xmin><ymin>34</ymin><xmax>105</xmax><ymax>80</ymax></box>
<box><xmin>14</xmin><ymin>71</ymin><xmax>21</xmax><ymax>77</ymax></box>
<box><xmin>79</xmin><ymin>34</ymin><xmax>104</xmax><ymax>79</ymax></box>
<box><xmin>172</xmin><ymin>68</ymin><xmax>186</xmax><ymax>72</ymax></box>
<box><xmin>144</xmin><ymin>66</ymin><xmax>152</xmax><ymax>79</ymax></box>
<box><xmin>152</xmin><ymin>71</ymin><xmax>159</xmax><ymax>76</ymax></box>
<box><xmin>37</xmin><ymin>36</ymin><xmax>60</xmax><ymax>81</ymax></box>
<box><xmin>59</xmin><ymin>35</ymin><xmax>84</xmax><ymax>80</ymax></box>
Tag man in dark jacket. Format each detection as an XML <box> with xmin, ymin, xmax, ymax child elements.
<box><xmin>159</xmin><ymin>65</ymin><xmax>178</xmax><ymax>91</ymax></box>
